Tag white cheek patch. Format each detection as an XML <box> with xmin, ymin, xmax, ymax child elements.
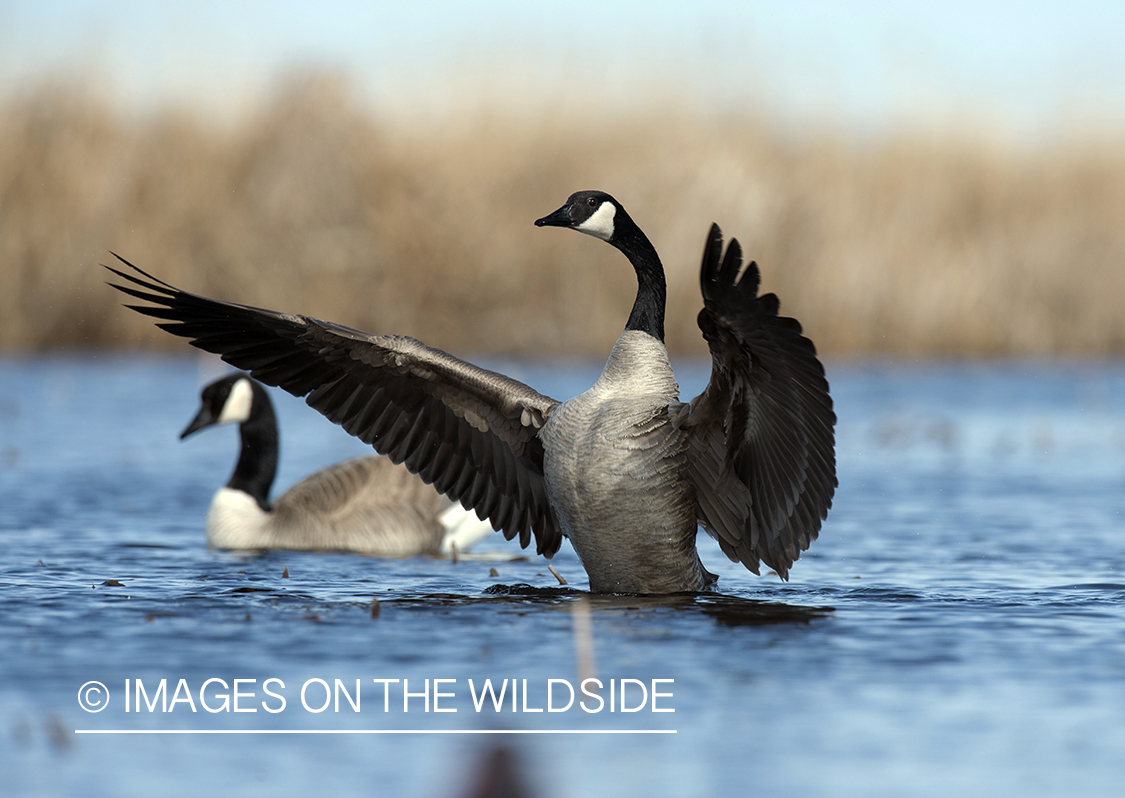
<box><xmin>575</xmin><ymin>202</ymin><xmax>617</xmax><ymax>241</ymax></box>
<box><xmin>217</xmin><ymin>378</ymin><xmax>254</xmax><ymax>424</ymax></box>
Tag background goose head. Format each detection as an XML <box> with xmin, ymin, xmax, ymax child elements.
<box><xmin>180</xmin><ymin>374</ymin><xmax>260</xmax><ymax>438</ymax></box>
<box><xmin>181</xmin><ymin>373</ymin><xmax>278</xmax><ymax>512</ymax></box>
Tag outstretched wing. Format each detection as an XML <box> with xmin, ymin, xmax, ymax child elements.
<box><xmin>106</xmin><ymin>254</ymin><xmax>563</xmax><ymax>555</ymax></box>
<box><xmin>674</xmin><ymin>225</ymin><xmax>836</xmax><ymax>579</ymax></box>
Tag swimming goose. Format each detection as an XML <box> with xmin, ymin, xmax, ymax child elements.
<box><xmin>108</xmin><ymin>190</ymin><xmax>836</xmax><ymax>593</ymax></box>
<box><xmin>181</xmin><ymin>372</ymin><xmax>493</xmax><ymax>556</ymax></box>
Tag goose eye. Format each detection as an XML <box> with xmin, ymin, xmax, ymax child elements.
<box><xmin>587</xmin><ymin>197</ymin><xmax>597</xmax><ymax>207</ymax></box>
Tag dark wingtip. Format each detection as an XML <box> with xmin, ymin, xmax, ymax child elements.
<box><xmin>107</xmin><ymin>250</ymin><xmax>138</xmax><ymax>271</ymax></box>
<box><xmin>718</xmin><ymin>236</ymin><xmax>742</xmax><ymax>287</ymax></box>
<box><xmin>699</xmin><ymin>223</ymin><xmax>725</xmax><ymax>295</ymax></box>
<box><xmin>102</xmin><ymin>252</ymin><xmax>179</xmax><ymax>291</ymax></box>
<box><xmin>758</xmin><ymin>292</ymin><xmax>780</xmax><ymax>316</ymax></box>
<box><xmin>736</xmin><ymin>258</ymin><xmax>761</xmax><ymax>300</ymax></box>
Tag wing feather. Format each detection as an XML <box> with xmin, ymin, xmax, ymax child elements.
<box><xmin>106</xmin><ymin>254</ymin><xmax>562</xmax><ymax>555</ymax></box>
<box><xmin>678</xmin><ymin>225</ymin><xmax>837</xmax><ymax>579</ymax></box>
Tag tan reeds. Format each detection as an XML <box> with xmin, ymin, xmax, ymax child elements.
<box><xmin>2</xmin><ymin>73</ymin><xmax>1124</xmax><ymax>357</ymax></box>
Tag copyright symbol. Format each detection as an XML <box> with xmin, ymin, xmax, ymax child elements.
<box><xmin>78</xmin><ymin>681</ymin><xmax>110</xmax><ymax>713</ymax></box>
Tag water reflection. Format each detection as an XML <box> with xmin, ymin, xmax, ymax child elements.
<box><xmin>384</xmin><ymin>583</ymin><xmax>834</xmax><ymax>627</ymax></box>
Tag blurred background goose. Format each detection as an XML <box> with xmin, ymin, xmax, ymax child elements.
<box><xmin>110</xmin><ymin>190</ymin><xmax>836</xmax><ymax>593</ymax></box>
<box><xmin>181</xmin><ymin>373</ymin><xmax>493</xmax><ymax>556</ymax></box>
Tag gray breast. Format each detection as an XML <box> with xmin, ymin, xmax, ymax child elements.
<box><xmin>540</xmin><ymin>332</ymin><xmax>711</xmax><ymax>593</ymax></box>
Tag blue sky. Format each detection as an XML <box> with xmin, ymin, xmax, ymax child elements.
<box><xmin>3</xmin><ymin>1</ymin><xmax>1125</xmax><ymax>135</ymax></box>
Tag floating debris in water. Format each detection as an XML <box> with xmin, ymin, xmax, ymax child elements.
<box><xmin>451</xmin><ymin>542</ymin><xmax>460</xmax><ymax>565</ymax></box>
<box><xmin>548</xmin><ymin>565</ymin><xmax>567</xmax><ymax>586</ymax></box>
<box><xmin>370</xmin><ymin>598</ymin><xmax>381</xmax><ymax>619</ymax></box>
<box><xmin>489</xmin><ymin>568</ymin><xmax>500</xmax><ymax>578</ymax></box>
<box><xmin>282</xmin><ymin>566</ymin><xmax>289</xmax><ymax>578</ymax></box>
<box><xmin>102</xmin><ymin>579</ymin><xmax>125</xmax><ymax>587</ymax></box>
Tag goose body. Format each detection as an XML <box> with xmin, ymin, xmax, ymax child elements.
<box><xmin>541</xmin><ymin>331</ymin><xmax>706</xmax><ymax>591</ymax></box>
<box><xmin>111</xmin><ymin>190</ymin><xmax>836</xmax><ymax>593</ymax></box>
<box><xmin>182</xmin><ymin>373</ymin><xmax>493</xmax><ymax>556</ymax></box>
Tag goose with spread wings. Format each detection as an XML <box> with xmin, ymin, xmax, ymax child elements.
<box><xmin>108</xmin><ymin>190</ymin><xmax>836</xmax><ymax>594</ymax></box>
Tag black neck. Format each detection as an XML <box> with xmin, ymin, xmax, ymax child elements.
<box><xmin>227</xmin><ymin>389</ymin><xmax>277</xmax><ymax>512</ymax></box>
<box><xmin>611</xmin><ymin>213</ymin><xmax>666</xmax><ymax>342</ymax></box>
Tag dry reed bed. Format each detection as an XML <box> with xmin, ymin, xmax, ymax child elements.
<box><xmin>2</xmin><ymin>75</ymin><xmax>1124</xmax><ymax>357</ymax></box>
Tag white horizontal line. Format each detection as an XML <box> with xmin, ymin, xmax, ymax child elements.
<box><xmin>75</xmin><ymin>729</ymin><xmax>676</xmax><ymax>735</ymax></box>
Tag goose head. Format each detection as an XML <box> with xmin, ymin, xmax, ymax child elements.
<box><xmin>181</xmin><ymin>373</ymin><xmax>278</xmax><ymax>510</ymax></box>
<box><xmin>535</xmin><ymin>190</ymin><xmax>622</xmax><ymax>243</ymax></box>
<box><xmin>181</xmin><ymin>374</ymin><xmax>257</xmax><ymax>439</ymax></box>
<box><xmin>536</xmin><ymin>189</ymin><xmax>666</xmax><ymax>341</ymax></box>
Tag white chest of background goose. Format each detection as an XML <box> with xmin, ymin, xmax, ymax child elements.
<box><xmin>182</xmin><ymin>372</ymin><xmax>492</xmax><ymax>556</ymax></box>
<box><xmin>109</xmin><ymin>190</ymin><xmax>837</xmax><ymax>594</ymax></box>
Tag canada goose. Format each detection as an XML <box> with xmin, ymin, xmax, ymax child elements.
<box><xmin>181</xmin><ymin>372</ymin><xmax>493</xmax><ymax>556</ymax></box>
<box><xmin>108</xmin><ymin>190</ymin><xmax>836</xmax><ymax>593</ymax></box>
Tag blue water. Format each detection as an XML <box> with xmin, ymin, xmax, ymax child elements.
<box><xmin>3</xmin><ymin>354</ymin><xmax>1125</xmax><ymax>797</ymax></box>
